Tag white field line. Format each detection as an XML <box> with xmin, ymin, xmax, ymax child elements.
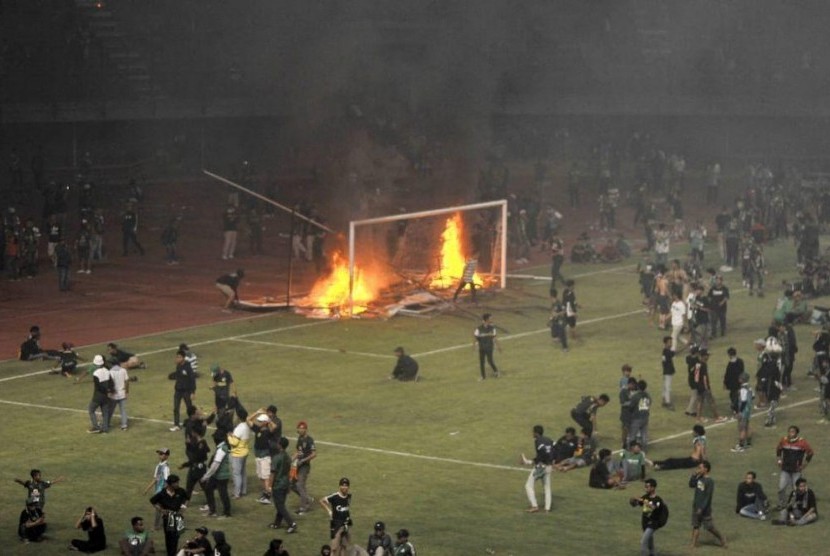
<box><xmin>230</xmin><ymin>338</ymin><xmax>396</xmax><ymax>359</ymax></box>
<box><xmin>0</xmin><ymin>395</ymin><xmax>819</xmax><ymax>474</ymax></box>
<box><xmin>507</xmin><ymin>264</ymin><xmax>637</xmax><ymax>281</ymax></box>
<box><xmin>0</xmin><ymin>320</ymin><xmax>334</xmax><ymax>383</ymax></box>
<box><xmin>412</xmin><ymin>309</ymin><xmax>644</xmax><ymax>358</ymax></box>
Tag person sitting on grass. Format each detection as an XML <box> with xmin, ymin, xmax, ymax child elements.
<box><xmin>735</xmin><ymin>471</ymin><xmax>769</xmax><ymax>520</ymax></box>
<box><xmin>589</xmin><ymin>449</ymin><xmax>626</xmax><ymax>489</ymax></box>
<box><xmin>653</xmin><ymin>424</ymin><xmax>707</xmax><ymax>471</ymax></box>
<box><xmin>118</xmin><ymin>516</ymin><xmax>155</xmax><ymax>556</ymax></box>
<box><xmin>390</xmin><ymin>347</ymin><xmax>419</xmax><ymax>382</ymax></box>
<box><xmin>555</xmin><ymin>428</ymin><xmax>597</xmax><ymax>472</ymax></box>
<box><xmin>773</xmin><ymin>478</ymin><xmax>818</xmax><ymax>526</ymax></box>
<box><xmin>18</xmin><ymin>498</ymin><xmax>47</xmax><ymax>543</ymax></box>
<box><xmin>68</xmin><ymin>506</ymin><xmax>107</xmax><ymax>552</ymax></box>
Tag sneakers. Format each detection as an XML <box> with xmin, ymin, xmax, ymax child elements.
<box><xmin>731</xmin><ymin>444</ymin><xmax>746</xmax><ymax>453</ymax></box>
<box><xmin>714</xmin><ymin>416</ymin><xmax>729</xmax><ymax>423</ymax></box>
<box><xmin>199</xmin><ymin>505</ymin><xmax>210</xmax><ymax>512</ymax></box>
<box><xmin>169</xmin><ymin>425</ymin><xmax>181</xmax><ymax>432</ymax></box>
<box><xmin>87</xmin><ymin>428</ymin><xmax>101</xmax><ymax>434</ymax></box>
<box><xmin>286</xmin><ymin>523</ymin><xmax>298</xmax><ymax>534</ymax></box>
<box><xmin>269</xmin><ymin>523</ymin><xmax>283</xmax><ymax>529</ymax></box>
<box><xmin>525</xmin><ymin>507</ymin><xmax>540</xmax><ymax>513</ymax></box>
<box><xmin>257</xmin><ymin>496</ymin><xmax>272</xmax><ymax>505</ymax></box>
<box><xmin>295</xmin><ymin>508</ymin><xmax>307</xmax><ymax>515</ymax></box>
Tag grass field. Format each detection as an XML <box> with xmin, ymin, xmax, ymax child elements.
<box><xmin>2</xmin><ymin>237</ymin><xmax>829</xmax><ymax>556</ymax></box>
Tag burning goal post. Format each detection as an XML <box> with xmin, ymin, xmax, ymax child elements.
<box><xmin>347</xmin><ymin>199</ymin><xmax>508</xmax><ymax>313</ymax></box>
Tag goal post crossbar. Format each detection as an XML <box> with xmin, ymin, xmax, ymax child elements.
<box><xmin>348</xmin><ymin>199</ymin><xmax>508</xmax><ymax>312</ymax></box>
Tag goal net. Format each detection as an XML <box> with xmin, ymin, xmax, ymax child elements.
<box><xmin>346</xmin><ymin>200</ymin><xmax>508</xmax><ymax>311</ymax></box>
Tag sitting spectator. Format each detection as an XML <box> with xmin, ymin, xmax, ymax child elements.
<box><xmin>736</xmin><ymin>471</ymin><xmax>768</xmax><ymax>520</ymax></box>
<box><xmin>774</xmin><ymin>478</ymin><xmax>817</xmax><ymax>526</ymax></box>
<box><xmin>589</xmin><ymin>449</ymin><xmax>625</xmax><ymax>489</ymax></box>
<box><xmin>212</xmin><ymin>530</ymin><xmax>231</xmax><ymax>556</ymax></box>
<box><xmin>554</xmin><ymin>428</ymin><xmax>596</xmax><ymax>472</ymax></box>
<box><xmin>176</xmin><ymin>526</ymin><xmax>211</xmax><ymax>555</ymax></box>
<box><xmin>367</xmin><ymin>521</ymin><xmax>393</xmax><ymax>555</ymax></box>
<box><xmin>570</xmin><ymin>233</ymin><xmax>597</xmax><ymax>263</ymax></box>
<box><xmin>19</xmin><ymin>325</ymin><xmax>60</xmax><ymax>361</ymax></box>
<box><xmin>618</xmin><ymin>441</ymin><xmax>652</xmax><ymax>483</ymax></box>
<box><xmin>390</xmin><ymin>347</ymin><xmax>419</xmax><ymax>382</ymax></box>
<box><xmin>69</xmin><ymin>506</ymin><xmax>107</xmax><ymax>552</ymax></box>
<box><xmin>599</xmin><ymin>239</ymin><xmax>623</xmax><ymax>263</ymax></box>
<box><xmin>264</xmin><ymin>538</ymin><xmax>290</xmax><ymax>555</ymax></box>
<box><xmin>551</xmin><ymin>427</ymin><xmax>578</xmax><ymax>464</ymax></box>
<box><xmin>18</xmin><ymin>498</ymin><xmax>47</xmax><ymax>543</ymax></box>
<box><xmin>119</xmin><ymin>516</ymin><xmax>155</xmax><ymax>555</ymax></box>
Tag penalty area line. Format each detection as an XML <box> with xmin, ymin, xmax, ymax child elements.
<box><xmin>230</xmin><ymin>338</ymin><xmax>396</xmax><ymax>359</ymax></box>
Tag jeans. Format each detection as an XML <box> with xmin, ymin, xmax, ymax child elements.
<box><xmin>88</xmin><ymin>397</ymin><xmax>110</xmax><ymax>432</ymax></box>
<box><xmin>108</xmin><ymin>398</ymin><xmax>128</xmax><ymax>429</ymax></box>
<box><xmin>640</xmin><ymin>527</ymin><xmax>656</xmax><ymax>556</ymax></box>
<box><xmin>478</xmin><ymin>349</ymin><xmax>498</xmax><ymax>379</ymax></box>
<box><xmin>739</xmin><ymin>502</ymin><xmax>766</xmax><ymax>519</ymax></box>
<box><xmin>662</xmin><ymin>374</ymin><xmax>673</xmax><ymax>405</ymax></box>
<box><xmin>230</xmin><ymin>455</ymin><xmax>248</xmax><ymax>497</ymax></box>
<box><xmin>778</xmin><ymin>470</ymin><xmax>801</xmax><ymax>507</ymax></box>
<box><xmin>628</xmin><ymin>418</ymin><xmax>649</xmax><ymax>450</ymax></box>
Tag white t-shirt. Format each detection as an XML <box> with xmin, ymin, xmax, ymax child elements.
<box><xmin>670</xmin><ymin>300</ymin><xmax>686</xmax><ymax>326</ymax></box>
<box><xmin>108</xmin><ymin>365</ymin><xmax>129</xmax><ymax>400</ymax></box>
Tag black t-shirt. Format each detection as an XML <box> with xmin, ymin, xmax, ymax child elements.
<box><xmin>367</xmin><ymin>533</ymin><xmax>393</xmax><ymax>553</ymax></box>
<box><xmin>19</xmin><ymin>337</ymin><xmax>41</xmax><ymax>360</ymax></box>
<box><xmin>589</xmin><ymin>461</ymin><xmax>612</xmax><ymax>489</ymax></box>
<box><xmin>326</xmin><ymin>492</ymin><xmax>352</xmax><ymax>525</ymax></box>
<box><xmin>708</xmin><ymin>285</ymin><xmax>729</xmax><ymax>309</ymax></box>
<box><xmin>212</xmin><ymin>370</ymin><xmax>234</xmax><ymax>399</ymax></box>
<box><xmin>174</xmin><ymin>361</ymin><xmax>196</xmax><ymax>393</ymax></box>
<box><xmin>662</xmin><ymin>348</ymin><xmax>676</xmax><ymax>376</ymax></box>
<box><xmin>150</xmin><ymin>487</ymin><xmax>188</xmax><ymax>512</ymax></box>
<box><xmin>81</xmin><ymin>517</ymin><xmax>107</xmax><ymax>550</ymax></box>
<box><xmin>109</xmin><ymin>348</ymin><xmax>133</xmax><ymax>365</ymax></box>
<box><xmin>216</xmin><ymin>274</ymin><xmax>241</xmax><ymax>290</ymax></box>
<box><xmin>474</xmin><ymin>324</ymin><xmax>496</xmax><ymax>351</ymax></box>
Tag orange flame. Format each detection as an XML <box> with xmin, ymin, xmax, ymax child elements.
<box><xmin>430</xmin><ymin>213</ymin><xmax>481</xmax><ymax>288</ymax></box>
<box><xmin>305</xmin><ymin>252</ymin><xmax>377</xmax><ymax>315</ymax></box>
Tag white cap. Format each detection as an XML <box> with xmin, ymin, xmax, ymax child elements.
<box><xmin>93</xmin><ymin>355</ymin><xmax>105</xmax><ymax>366</ymax></box>
<box><xmin>256</xmin><ymin>414</ymin><xmax>270</xmax><ymax>423</ymax></box>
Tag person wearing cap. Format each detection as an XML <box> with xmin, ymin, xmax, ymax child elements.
<box><xmin>390</xmin><ymin>347</ymin><xmax>419</xmax><ymax>382</ymax></box>
<box><xmin>86</xmin><ymin>355</ymin><xmax>112</xmax><ymax>434</ymax></box>
<box><xmin>210</xmin><ymin>365</ymin><xmax>236</xmax><ymax>411</ymax></box>
<box><xmin>320</xmin><ymin>477</ymin><xmax>353</xmax><ymax>549</ymax></box>
<box><xmin>269</xmin><ymin>436</ymin><xmax>297</xmax><ymax>534</ymax></box>
<box><xmin>248</xmin><ymin>408</ymin><xmax>278</xmax><ymax>504</ymax></box>
<box><xmin>221</xmin><ymin>205</ymin><xmax>239</xmax><ymax>260</ymax></box>
<box><xmin>144</xmin><ymin>448</ymin><xmax>172</xmax><ymax>527</ymax></box>
<box><xmin>18</xmin><ymin>497</ymin><xmax>47</xmax><ymax>543</ymax></box>
<box><xmin>367</xmin><ymin>520</ymin><xmax>393</xmax><ymax>555</ymax></box>
<box><xmin>149</xmin><ymin>474</ymin><xmax>188</xmax><ymax>556</ymax></box>
<box><xmin>119</xmin><ymin>516</ymin><xmax>155</xmax><ymax>556</ymax></box>
<box><xmin>291</xmin><ymin>421</ymin><xmax>316</xmax><ymax>514</ymax></box>
<box><xmin>175</xmin><ymin>526</ymin><xmax>211</xmax><ymax>556</ymax></box>
<box><xmin>393</xmin><ymin>528</ymin><xmax>415</xmax><ymax>555</ymax></box>
<box><xmin>215</xmin><ymin>269</ymin><xmax>245</xmax><ymax>311</ymax></box>
<box><xmin>170</xmin><ymin>350</ymin><xmax>197</xmax><ymax>433</ymax></box>
<box><xmin>69</xmin><ymin>505</ymin><xmax>107</xmax><ymax>552</ymax></box>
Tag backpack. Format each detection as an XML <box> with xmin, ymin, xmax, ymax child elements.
<box><xmin>654</xmin><ymin>500</ymin><xmax>669</xmax><ymax>529</ymax></box>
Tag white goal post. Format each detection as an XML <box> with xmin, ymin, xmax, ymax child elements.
<box><xmin>347</xmin><ymin>199</ymin><xmax>508</xmax><ymax>312</ymax></box>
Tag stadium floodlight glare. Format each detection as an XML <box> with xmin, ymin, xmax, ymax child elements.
<box><xmin>347</xmin><ymin>199</ymin><xmax>508</xmax><ymax>314</ymax></box>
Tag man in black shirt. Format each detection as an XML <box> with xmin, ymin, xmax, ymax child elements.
<box><xmin>367</xmin><ymin>521</ymin><xmax>393</xmax><ymax>556</ymax></box>
<box><xmin>661</xmin><ymin>336</ymin><xmax>676</xmax><ymax>410</ymax></box>
<box><xmin>107</xmin><ymin>342</ymin><xmax>145</xmax><ymax>370</ymax></box>
<box><xmin>19</xmin><ymin>325</ymin><xmax>60</xmax><ymax>361</ymax></box>
<box><xmin>520</xmin><ymin>424</ymin><xmax>553</xmax><ymax>512</ymax></box>
<box><xmin>121</xmin><ymin>202</ymin><xmax>145</xmax><ymax>257</ymax></box>
<box><xmin>215</xmin><ymin>269</ymin><xmax>245</xmax><ymax>311</ymax></box>
<box><xmin>570</xmin><ymin>394</ymin><xmax>610</xmax><ymax>437</ymax></box>
<box><xmin>723</xmin><ymin>347</ymin><xmax>744</xmax><ymax>417</ymax></box>
<box><xmin>149</xmin><ymin>475</ymin><xmax>188</xmax><ymax>556</ymax></box>
<box><xmin>170</xmin><ymin>350</ymin><xmax>196</xmax><ymax>432</ymax></box>
<box><xmin>473</xmin><ymin>313</ymin><xmax>500</xmax><ymax>380</ymax></box>
<box><xmin>708</xmin><ymin>276</ymin><xmax>729</xmax><ymax>338</ymax></box>
<box><xmin>390</xmin><ymin>347</ymin><xmax>419</xmax><ymax>382</ymax></box>
<box><xmin>629</xmin><ymin>478</ymin><xmax>668</xmax><ymax>556</ymax></box>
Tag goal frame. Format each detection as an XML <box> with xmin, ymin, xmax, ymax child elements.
<box><xmin>348</xmin><ymin>199</ymin><xmax>508</xmax><ymax>313</ymax></box>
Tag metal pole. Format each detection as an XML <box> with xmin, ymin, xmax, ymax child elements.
<box><xmin>348</xmin><ymin>220</ymin><xmax>355</xmax><ymax>316</ymax></box>
<box><xmin>500</xmin><ymin>201</ymin><xmax>508</xmax><ymax>289</ymax></box>
<box><xmin>203</xmin><ymin>169</ymin><xmax>335</xmax><ymax>233</ymax></box>
<box><xmin>286</xmin><ymin>210</ymin><xmax>295</xmax><ymax>307</ymax></box>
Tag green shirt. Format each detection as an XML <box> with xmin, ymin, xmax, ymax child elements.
<box><xmin>270</xmin><ymin>450</ymin><xmax>291</xmax><ymax>491</ymax></box>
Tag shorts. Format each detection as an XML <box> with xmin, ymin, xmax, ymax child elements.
<box><xmin>566</xmin><ymin>316</ymin><xmax>577</xmax><ymax>328</ymax></box>
<box><xmin>256</xmin><ymin>456</ymin><xmax>271</xmax><ymax>480</ymax></box>
<box><xmin>656</xmin><ymin>295</ymin><xmax>670</xmax><ymax>314</ymax></box>
<box><xmin>691</xmin><ymin>511</ymin><xmax>714</xmax><ymax>530</ymax></box>
<box><xmin>738</xmin><ymin>416</ymin><xmax>750</xmax><ymax>432</ymax></box>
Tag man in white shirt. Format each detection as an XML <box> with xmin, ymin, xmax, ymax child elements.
<box><xmin>107</xmin><ymin>363</ymin><xmax>130</xmax><ymax>431</ymax></box>
<box><xmin>670</xmin><ymin>292</ymin><xmax>687</xmax><ymax>352</ymax></box>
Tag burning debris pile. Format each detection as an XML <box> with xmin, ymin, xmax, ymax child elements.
<box><xmin>295</xmin><ymin>213</ymin><xmax>490</xmax><ymax>319</ymax></box>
